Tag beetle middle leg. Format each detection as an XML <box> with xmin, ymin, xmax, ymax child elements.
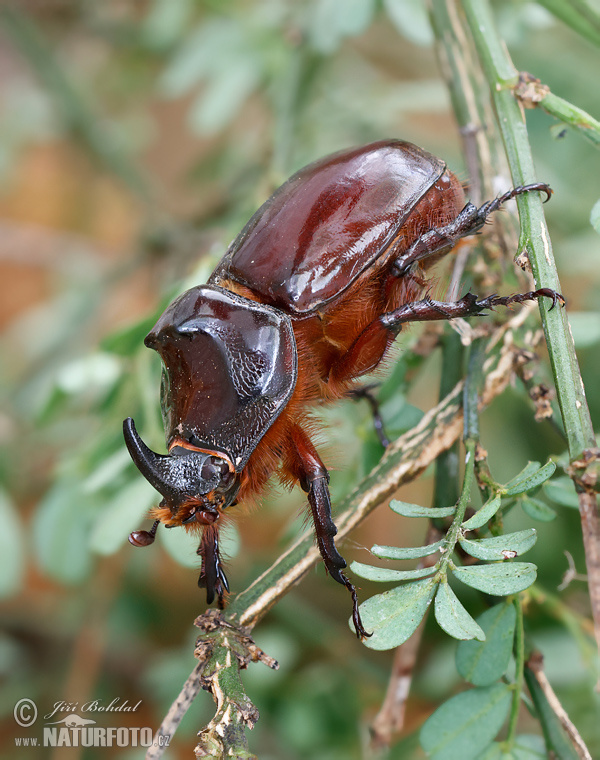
<box><xmin>328</xmin><ymin>289</ymin><xmax>563</xmax><ymax>385</ymax></box>
<box><xmin>393</xmin><ymin>182</ymin><xmax>552</xmax><ymax>276</ymax></box>
<box><xmin>289</xmin><ymin>425</ymin><xmax>370</xmax><ymax>639</ymax></box>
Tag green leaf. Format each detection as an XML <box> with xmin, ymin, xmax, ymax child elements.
<box><xmin>384</xmin><ymin>0</ymin><xmax>433</xmax><ymax>46</ymax></box>
<box><xmin>543</xmin><ymin>477</ymin><xmax>580</xmax><ymax>508</ymax></box>
<box><xmin>512</xmin><ymin>734</ymin><xmax>548</xmax><ymax>759</ymax></box>
<box><xmin>308</xmin><ymin>0</ymin><xmax>376</xmax><ymax>54</ymax></box>
<box><xmin>419</xmin><ymin>683</ymin><xmax>512</xmax><ymax>760</ymax></box>
<box><xmin>456</xmin><ymin>603</ymin><xmax>517</xmax><ymax>686</ymax></box>
<box><xmin>371</xmin><ymin>539</ymin><xmax>444</xmax><ymax>560</ymax></box>
<box><xmin>390</xmin><ymin>500</ymin><xmax>456</xmax><ymax>518</ymax></box>
<box><xmin>476</xmin><ymin>744</ymin><xmax>502</xmax><ymax>760</ymax></box>
<box><xmin>462</xmin><ymin>495</ymin><xmax>502</xmax><ymax>530</ymax></box>
<box><xmin>434</xmin><ymin>581</ymin><xmax>485</xmax><ymax>641</ymax></box>
<box><xmin>89</xmin><ymin>479</ymin><xmax>158</xmax><ymax>556</ymax></box>
<box><xmin>452</xmin><ymin>563</ymin><xmax>537</xmax><ymax>596</ymax></box>
<box><xmin>0</xmin><ymin>489</ymin><xmax>25</xmax><ymax>598</ymax></box>
<box><xmin>33</xmin><ymin>481</ymin><xmax>95</xmax><ymax>584</ymax></box>
<box><xmin>502</xmin><ymin>461</ymin><xmax>556</xmax><ymax>497</ymax></box>
<box><xmin>459</xmin><ymin>529</ymin><xmax>537</xmax><ymax>561</ymax></box>
<box><xmin>591</xmin><ymin>198</ymin><xmax>600</xmax><ymax>234</ymax></box>
<box><xmin>520</xmin><ymin>497</ymin><xmax>557</xmax><ymax>522</ymax></box>
<box><xmin>567</xmin><ymin>312</ymin><xmax>600</xmax><ymax>348</ymax></box>
<box><xmin>350</xmin><ymin>561</ymin><xmax>436</xmax><ymax>582</ymax></box>
<box><xmin>357</xmin><ymin>578</ymin><xmax>437</xmax><ymax>651</ymax></box>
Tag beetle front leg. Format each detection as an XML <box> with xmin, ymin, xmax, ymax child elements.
<box><xmin>197</xmin><ymin>523</ymin><xmax>229</xmax><ymax>608</ymax></box>
<box><xmin>290</xmin><ymin>426</ymin><xmax>370</xmax><ymax>639</ymax></box>
<box><xmin>393</xmin><ymin>182</ymin><xmax>552</xmax><ymax>276</ymax></box>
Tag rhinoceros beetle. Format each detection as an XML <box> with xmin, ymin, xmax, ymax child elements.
<box><xmin>124</xmin><ymin>139</ymin><xmax>561</xmax><ymax>638</ymax></box>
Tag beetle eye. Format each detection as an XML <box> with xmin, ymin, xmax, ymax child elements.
<box><xmin>201</xmin><ymin>455</ymin><xmax>232</xmax><ymax>485</ymax></box>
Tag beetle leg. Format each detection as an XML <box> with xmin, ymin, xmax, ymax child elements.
<box><xmin>379</xmin><ymin>289</ymin><xmax>564</xmax><ymax>333</ymax></box>
<box><xmin>348</xmin><ymin>384</ymin><xmax>390</xmax><ymax>448</ymax></box>
<box><xmin>329</xmin><ymin>288</ymin><xmax>563</xmax><ymax>384</ymax></box>
<box><xmin>197</xmin><ymin>523</ymin><xmax>229</xmax><ymax>608</ymax></box>
<box><xmin>393</xmin><ymin>182</ymin><xmax>552</xmax><ymax>276</ymax></box>
<box><xmin>290</xmin><ymin>426</ymin><xmax>371</xmax><ymax>639</ymax></box>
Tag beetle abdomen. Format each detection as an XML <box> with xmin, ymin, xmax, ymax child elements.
<box><xmin>212</xmin><ymin>140</ymin><xmax>446</xmax><ymax>315</ymax></box>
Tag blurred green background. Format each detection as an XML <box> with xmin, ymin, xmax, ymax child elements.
<box><xmin>0</xmin><ymin>1</ymin><xmax>599</xmax><ymax>758</ymax></box>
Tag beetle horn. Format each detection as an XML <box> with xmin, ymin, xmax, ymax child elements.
<box><xmin>123</xmin><ymin>417</ymin><xmax>184</xmax><ymax>502</ymax></box>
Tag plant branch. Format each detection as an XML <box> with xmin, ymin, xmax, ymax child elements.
<box><xmin>461</xmin><ymin>0</ymin><xmax>600</xmax><ymax>661</ymax></box>
<box><xmin>525</xmin><ymin>651</ymin><xmax>591</xmax><ymax>760</ymax></box>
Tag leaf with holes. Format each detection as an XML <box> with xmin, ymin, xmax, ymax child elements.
<box><xmin>434</xmin><ymin>581</ymin><xmax>485</xmax><ymax>641</ymax></box>
<box><xmin>419</xmin><ymin>682</ymin><xmax>512</xmax><ymax>760</ymax></box>
<box><xmin>459</xmin><ymin>529</ymin><xmax>537</xmax><ymax>561</ymax></box>
<box><xmin>452</xmin><ymin>562</ymin><xmax>537</xmax><ymax>596</ymax></box>
<box><xmin>356</xmin><ymin>577</ymin><xmax>437</xmax><ymax>651</ymax></box>
<box><xmin>390</xmin><ymin>500</ymin><xmax>456</xmax><ymax>519</ymax></box>
<box><xmin>455</xmin><ymin>602</ymin><xmax>517</xmax><ymax>686</ymax></box>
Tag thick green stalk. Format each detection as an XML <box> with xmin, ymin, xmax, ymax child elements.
<box><xmin>461</xmin><ymin>0</ymin><xmax>596</xmax><ymax>462</ymax></box>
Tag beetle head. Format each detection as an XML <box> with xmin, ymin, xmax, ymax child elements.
<box><xmin>123</xmin><ymin>417</ymin><xmax>239</xmax><ymax>523</ymax></box>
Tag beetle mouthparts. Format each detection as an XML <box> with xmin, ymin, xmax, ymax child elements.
<box><xmin>123</xmin><ymin>417</ymin><xmax>221</xmax><ymax>504</ymax></box>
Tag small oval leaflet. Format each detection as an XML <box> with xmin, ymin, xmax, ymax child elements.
<box><xmin>356</xmin><ymin>577</ymin><xmax>437</xmax><ymax>651</ymax></box>
<box><xmin>455</xmin><ymin>602</ymin><xmax>517</xmax><ymax>686</ymax></box>
<box><xmin>502</xmin><ymin>461</ymin><xmax>556</xmax><ymax>497</ymax></box>
<box><xmin>520</xmin><ymin>496</ymin><xmax>557</xmax><ymax>522</ymax></box>
<box><xmin>419</xmin><ymin>682</ymin><xmax>512</xmax><ymax>760</ymax></box>
<box><xmin>371</xmin><ymin>539</ymin><xmax>445</xmax><ymax>560</ymax></box>
<box><xmin>434</xmin><ymin>581</ymin><xmax>485</xmax><ymax>641</ymax></box>
<box><xmin>458</xmin><ymin>528</ymin><xmax>537</xmax><ymax>561</ymax></box>
<box><xmin>350</xmin><ymin>561</ymin><xmax>436</xmax><ymax>582</ymax></box>
<box><xmin>451</xmin><ymin>562</ymin><xmax>537</xmax><ymax>596</ymax></box>
<box><xmin>389</xmin><ymin>499</ymin><xmax>456</xmax><ymax>519</ymax></box>
<box><xmin>462</xmin><ymin>495</ymin><xmax>502</xmax><ymax>531</ymax></box>
<box><xmin>543</xmin><ymin>476</ymin><xmax>580</xmax><ymax>509</ymax></box>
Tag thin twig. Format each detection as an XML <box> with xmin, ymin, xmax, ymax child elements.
<box><xmin>526</xmin><ymin>652</ymin><xmax>592</xmax><ymax>760</ymax></box>
<box><xmin>146</xmin><ymin>662</ymin><xmax>206</xmax><ymax>760</ymax></box>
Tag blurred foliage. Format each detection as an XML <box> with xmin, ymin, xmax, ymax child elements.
<box><xmin>0</xmin><ymin>1</ymin><xmax>599</xmax><ymax>759</ymax></box>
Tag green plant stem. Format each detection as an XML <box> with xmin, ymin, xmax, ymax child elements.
<box><xmin>461</xmin><ymin>0</ymin><xmax>595</xmax><ymax>461</ymax></box>
<box><xmin>540</xmin><ymin>91</ymin><xmax>600</xmax><ymax>147</ymax></box>
<box><xmin>438</xmin><ymin>341</ymin><xmax>484</xmax><ymax>576</ymax></box>
<box><xmin>461</xmin><ymin>0</ymin><xmax>600</xmax><ymax>659</ymax></box>
<box><xmin>505</xmin><ymin>596</ymin><xmax>525</xmax><ymax>749</ymax></box>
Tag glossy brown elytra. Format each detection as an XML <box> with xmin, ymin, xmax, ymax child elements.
<box><xmin>124</xmin><ymin>140</ymin><xmax>560</xmax><ymax>637</ymax></box>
